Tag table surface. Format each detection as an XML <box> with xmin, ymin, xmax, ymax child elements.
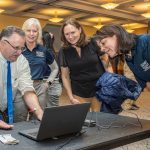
<box><xmin>0</xmin><ymin>112</ymin><xmax>150</xmax><ymax>150</ymax></box>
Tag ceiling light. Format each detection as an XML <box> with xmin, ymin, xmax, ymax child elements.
<box><xmin>48</xmin><ymin>11</ymin><xmax>63</xmax><ymax>23</ymax></box>
<box><xmin>48</xmin><ymin>17</ymin><xmax>63</xmax><ymax>23</ymax></box>
<box><xmin>101</xmin><ymin>0</ymin><xmax>119</xmax><ymax>10</ymax></box>
<box><xmin>94</xmin><ymin>24</ymin><xmax>103</xmax><ymax>29</ymax></box>
<box><xmin>101</xmin><ymin>3</ymin><xmax>119</xmax><ymax>10</ymax></box>
<box><xmin>94</xmin><ymin>18</ymin><xmax>103</xmax><ymax>29</ymax></box>
<box><xmin>122</xmin><ymin>24</ymin><xmax>134</xmax><ymax>33</ymax></box>
<box><xmin>141</xmin><ymin>6</ymin><xmax>150</xmax><ymax>18</ymax></box>
<box><xmin>141</xmin><ymin>13</ymin><xmax>150</xmax><ymax>18</ymax></box>
<box><xmin>126</xmin><ymin>29</ymin><xmax>134</xmax><ymax>33</ymax></box>
<box><xmin>0</xmin><ymin>9</ymin><xmax>4</xmax><ymax>13</ymax></box>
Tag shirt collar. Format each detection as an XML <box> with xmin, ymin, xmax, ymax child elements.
<box><xmin>25</xmin><ymin>43</ymin><xmax>40</xmax><ymax>52</ymax></box>
<box><xmin>0</xmin><ymin>52</ymin><xmax>7</xmax><ymax>63</ymax></box>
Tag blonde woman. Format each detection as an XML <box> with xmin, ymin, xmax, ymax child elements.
<box><xmin>22</xmin><ymin>18</ymin><xmax>58</xmax><ymax>109</ymax></box>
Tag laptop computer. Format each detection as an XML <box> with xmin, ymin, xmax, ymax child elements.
<box><xmin>19</xmin><ymin>103</ymin><xmax>90</xmax><ymax>141</ymax></box>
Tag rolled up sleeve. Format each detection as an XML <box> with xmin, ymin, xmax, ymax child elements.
<box><xmin>16</xmin><ymin>55</ymin><xmax>35</xmax><ymax>95</ymax></box>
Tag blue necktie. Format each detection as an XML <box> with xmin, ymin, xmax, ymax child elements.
<box><xmin>7</xmin><ymin>61</ymin><xmax>13</xmax><ymax>124</ymax></box>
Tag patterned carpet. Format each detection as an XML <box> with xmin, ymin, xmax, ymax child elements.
<box><xmin>112</xmin><ymin>89</ymin><xmax>150</xmax><ymax>150</ymax></box>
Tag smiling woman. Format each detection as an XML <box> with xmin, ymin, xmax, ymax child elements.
<box><xmin>96</xmin><ymin>35</ymin><xmax>118</xmax><ymax>58</ymax></box>
<box><xmin>22</xmin><ymin>18</ymin><xmax>57</xmax><ymax>111</ymax></box>
<box><xmin>94</xmin><ymin>24</ymin><xmax>135</xmax><ymax>56</ymax></box>
<box><xmin>94</xmin><ymin>23</ymin><xmax>150</xmax><ymax>92</ymax></box>
<box><xmin>58</xmin><ymin>18</ymin><xmax>105</xmax><ymax>112</ymax></box>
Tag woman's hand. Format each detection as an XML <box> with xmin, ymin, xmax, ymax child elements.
<box><xmin>0</xmin><ymin>120</ymin><xmax>13</xmax><ymax>129</ymax></box>
<box><xmin>70</xmin><ymin>98</ymin><xmax>80</xmax><ymax>104</ymax></box>
<box><xmin>146</xmin><ymin>82</ymin><xmax>150</xmax><ymax>91</ymax></box>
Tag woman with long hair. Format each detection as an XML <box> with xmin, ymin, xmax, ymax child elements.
<box><xmin>58</xmin><ymin>18</ymin><xmax>105</xmax><ymax>111</ymax></box>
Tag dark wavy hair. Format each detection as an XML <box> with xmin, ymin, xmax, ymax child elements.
<box><xmin>61</xmin><ymin>18</ymin><xmax>88</xmax><ymax>48</ymax></box>
<box><xmin>94</xmin><ymin>24</ymin><xmax>136</xmax><ymax>54</ymax></box>
<box><xmin>42</xmin><ymin>31</ymin><xmax>56</xmax><ymax>58</ymax></box>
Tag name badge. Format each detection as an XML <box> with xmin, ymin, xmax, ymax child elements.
<box><xmin>36</xmin><ymin>51</ymin><xmax>45</xmax><ymax>57</ymax></box>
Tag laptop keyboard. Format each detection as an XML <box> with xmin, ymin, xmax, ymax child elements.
<box><xmin>25</xmin><ymin>128</ymin><xmax>39</xmax><ymax>137</ymax></box>
<box><xmin>29</xmin><ymin>131</ymin><xmax>38</xmax><ymax>137</ymax></box>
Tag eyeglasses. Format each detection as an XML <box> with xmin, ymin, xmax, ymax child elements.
<box><xmin>4</xmin><ymin>40</ymin><xmax>25</xmax><ymax>52</ymax></box>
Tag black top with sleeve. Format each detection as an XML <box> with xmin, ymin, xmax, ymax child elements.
<box><xmin>58</xmin><ymin>40</ymin><xmax>105</xmax><ymax>98</ymax></box>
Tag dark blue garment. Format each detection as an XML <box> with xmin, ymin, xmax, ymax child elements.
<box><xmin>126</xmin><ymin>34</ymin><xmax>150</xmax><ymax>89</ymax></box>
<box><xmin>43</xmin><ymin>48</ymin><xmax>57</xmax><ymax>79</ymax></box>
<box><xmin>23</xmin><ymin>44</ymin><xmax>54</xmax><ymax>80</ymax></box>
<box><xmin>96</xmin><ymin>72</ymin><xmax>142</xmax><ymax>114</ymax></box>
<box><xmin>44</xmin><ymin>65</ymin><xmax>51</xmax><ymax>79</ymax></box>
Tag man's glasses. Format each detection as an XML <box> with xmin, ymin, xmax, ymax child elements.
<box><xmin>4</xmin><ymin>40</ymin><xmax>25</xmax><ymax>52</ymax></box>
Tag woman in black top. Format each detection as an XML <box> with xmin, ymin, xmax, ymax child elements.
<box><xmin>58</xmin><ymin>18</ymin><xmax>105</xmax><ymax>111</ymax></box>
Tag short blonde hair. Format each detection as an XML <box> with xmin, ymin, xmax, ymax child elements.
<box><xmin>22</xmin><ymin>18</ymin><xmax>42</xmax><ymax>44</ymax></box>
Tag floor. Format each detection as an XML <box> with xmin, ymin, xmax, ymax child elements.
<box><xmin>59</xmin><ymin>89</ymin><xmax>150</xmax><ymax>150</ymax></box>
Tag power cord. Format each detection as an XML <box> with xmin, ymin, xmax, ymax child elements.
<box><xmin>55</xmin><ymin>112</ymin><xmax>95</xmax><ymax>150</ymax></box>
<box><xmin>56</xmin><ymin>111</ymin><xmax>142</xmax><ymax>149</ymax></box>
<box><xmin>95</xmin><ymin>111</ymin><xmax>143</xmax><ymax>130</ymax></box>
<box><xmin>122</xmin><ymin>110</ymin><xmax>143</xmax><ymax>128</ymax></box>
<box><xmin>56</xmin><ymin>130</ymin><xmax>86</xmax><ymax>150</ymax></box>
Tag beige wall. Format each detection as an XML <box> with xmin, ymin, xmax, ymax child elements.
<box><xmin>0</xmin><ymin>14</ymin><xmax>50</xmax><ymax>29</ymax></box>
<box><xmin>83</xmin><ymin>26</ymin><xmax>97</xmax><ymax>37</ymax></box>
<box><xmin>134</xmin><ymin>27</ymin><xmax>147</xmax><ymax>34</ymax></box>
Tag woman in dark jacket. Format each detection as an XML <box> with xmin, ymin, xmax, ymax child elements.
<box><xmin>42</xmin><ymin>31</ymin><xmax>62</xmax><ymax>107</ymax></box>
<box><xmin>94</xmin><ymin>24</ymin><xmax>150</xmax><ymax>91</ymax></box>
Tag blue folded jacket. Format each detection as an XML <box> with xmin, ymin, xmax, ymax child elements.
<box><xmin>96</xmin><ymin>72</ymin><xmax>142</xmax><ymax>114</ymax></box>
